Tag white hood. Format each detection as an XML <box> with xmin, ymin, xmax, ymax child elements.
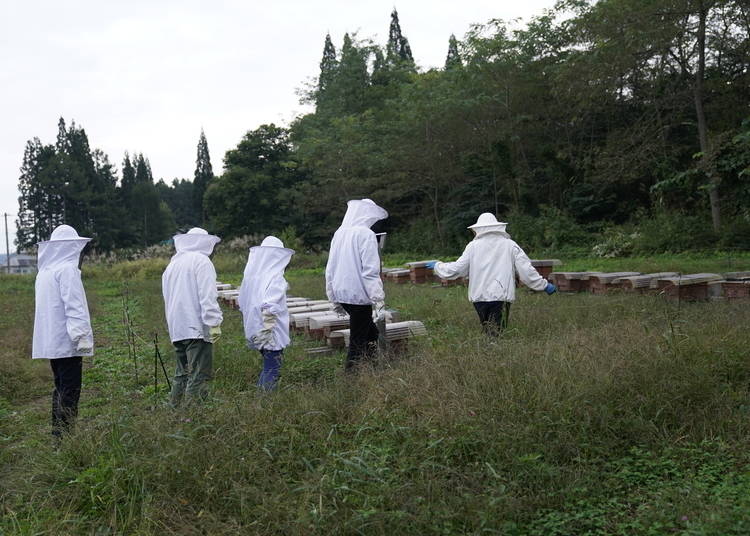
<box><xmin>33</xmin><ymin>225</ymin><xmax>94</xmax><ymax>359</ymax></box>
<box><xmin>162</xmin><ymin>227</ymin><xmax>223</xmax><ymax>343</ymax></box>
<box><xmin>469</xmin><ymin>213</ymin><xmax>510</xmax><ymax>239</ymax></box>
<box><xmin>37</xmin><ymin>225</ymin><xmax>91</xmax><ymax>270</ymax></box>
<box><xmin>248</xmin><ymin>236</ymin><xmax>295</xmax><ymax>285</ymax></box>
<box><xmin>239</xmin><ymin>236</ymin><xmax>295</xmax><ymax>350</ymax></box>
<box><xmin>340</xmin><ymin>199</ymin><xmax>388</xmax><ymax>229</ymax></box>
<box><xmin>173</xmin><ymin>227</ymin><xmax>220</xmax><ymax>256</ymax></box>
<box><xmin>325</xmin><ymin>199</ymin><xmax>387</xmax><ymax>305</ymax></box>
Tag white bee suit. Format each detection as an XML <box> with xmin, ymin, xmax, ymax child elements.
<box><xmin>162</xmin><ymin>228</ymin><xmax>223</xmax><ymax>343</ymax></box>
<box><xmin>238</xmin><ymin>236</ymin><xmax>294</xmax><ymax>351</ymax></box>
<box><xmin>32</xmin><ymin>225</ymin><xmax>94</xmax><ymax>359</ymax></box>
<box><xmin>434</xmin><ymin>214</ymin><xmax>548</xmax><ymax>303</ymax></box>
<box><xmin>325</xmin><ymin>199</ymin><xmax>388</xmax><ymax>305</ymax></box>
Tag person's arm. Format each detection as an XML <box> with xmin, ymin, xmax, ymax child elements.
<box><xmin>433</xmin><ymin>243</ymin><xmax>472</xmax><ymax>280</ymax></box>
<box><xmin>513</xmin><ymin>245</ymin><xmax>548</xmax><ymax>291</ymax></box>
<box><xmin>59</xmin><ymin>266</ymin><xmax>93</xmax><ymax>349</ymax></box>
<box><xmin>360</xmin><ymin>232</ymin><xmax>385</xmax><ymax>303</ymax></box>
<box><xmin>196</xmin><ymin>259</ymin><xmax>223</xmax><ymax>328</ymax></box>
<box><xmin>325</xmin><ymin>235</ymin><xmax>338</xmax><ymax>302</ymax></box>
<box><xmin>262</xmin><ymin>275</ymin><xmax>288</xmax><ymax>316</ymax></box>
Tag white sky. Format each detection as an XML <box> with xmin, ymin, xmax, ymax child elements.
<box><xmin>0</xmin><ymin>0</ymin><xmax>556</xmax><ymax>251</ymax></box>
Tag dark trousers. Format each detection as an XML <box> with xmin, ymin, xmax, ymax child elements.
<box><xmin>50</xmin><ymin>357</ymin><xmax>83</xmax><ymax>438</ymax></box>
<box><xmin>170</xmin><ymin>339</ymin><xmax>213</xmax><ymax>407</ymax></box>
<box><xmin>341</xmin><ymin>303</ymin><xmax>379</xmax><ymax>370</ymax></box>
<box><xmin>257</xmin><ymin>349</ymin><xmax>283</xmax><ymax>391</ymax></box>
<box><xmin>473</xmin><ymin>301</ymin><xmax>511</xmax><ymax>336</ymax></box>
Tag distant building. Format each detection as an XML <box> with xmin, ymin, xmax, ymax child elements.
<box><xmin>1</xmin><ymin>254</ymin><xmax>37</xmax><ymax>274</ymax></box>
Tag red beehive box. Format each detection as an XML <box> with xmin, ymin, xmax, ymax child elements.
<box><xmin>549</xmin><ymin>272</ymin><xmax>600</xmax><ymax>292</ymax></box>
<box><xmin>652</xmin><ymin>273</ymin><xmax>723</xmax><ymax>301</ymax></box>
<box><xmin>723</xmin><ymin>281</ymin><xmax>750</xmax><ymax>300</ymax></box>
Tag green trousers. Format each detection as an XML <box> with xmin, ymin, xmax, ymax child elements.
<box><xmin>170</xmin><ymin>338</ymin><xmax>213</xmax><ymax>407</ymax></box>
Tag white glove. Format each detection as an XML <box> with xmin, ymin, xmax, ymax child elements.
<box><xmin>332</xmin><ymin>303</ymin><xmax>346</xmax><ymax>316</ymax></box>
<box><xmin>262</xmin><ymin>309</ymin><xmax>277</xmax><ymax>331</ymax></box>
<box><xmin>76</xmin><ymin>337</ymin><xmax>93</xmax><ymax>354</ymax></box>
<box><xmin>373</xmin><ymin>301</ymin><xmax>386</xmax><ymax>322</ymax></box>
<box><xmin>253</xmin><ymin>330</ymin><xmax>275</xmax><ymax>349</ymax></box>
<box><xmin>208</xmin><ymin>326</ymin><xmax>222</xmax><ymax>344</ymax></box>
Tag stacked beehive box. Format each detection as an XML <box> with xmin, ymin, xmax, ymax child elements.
<box><xmin>651</xmin><ymin>273</ymin><xmax>723</xmax><ymax>301</ymax></box>
<box><xmin>385</xmin><ymin>269</ymin><xmax>411</xmax><ymax>284</ymax></box>
<box><xmin>327</xmin><ymin>321</ymin><xmax>427</xmax><ymax>349</ymax></box>
<box><xmin>611</xmin><ymin>273</ymin><xmax>679</xmax><ymax>293</ymax></box>
<box><xmin>531</xmin><ymin>259</ymin><xmax>562</xmax><ymax>280</ymax></box>
<box><xmin>548</xmin><ymin>272</ymin><xmax>603</xmax><ymax>292</ymax></box>
<box><xmin>587</xmin><ymin>272</ymin><xmax>641</xmax><ymax>294</ymax></box>
<box><xmin>406</xmin><ymin>260</ymin><xmax>439</xmax><ymax>284</ymax></box>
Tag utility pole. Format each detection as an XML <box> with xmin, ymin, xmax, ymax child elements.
<box><xmin>4</xmin><ymin>213</ymin><xmax>10</xmax><ymax>275</ymax></box>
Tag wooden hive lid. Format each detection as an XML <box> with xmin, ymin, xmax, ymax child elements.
<box><xmin>651</xmin><ymin>273</ymin><xmax>723</xmax><ymax>287</ymax></box>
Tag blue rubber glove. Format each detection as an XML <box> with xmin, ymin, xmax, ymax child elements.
<box><xmin>424</xmin><ymin>261</ymin><xmax>437</xmax><ymax>269</ymax></box>
<box><xmin>545</xmin><ymin>283</ymin><xmax>557</xmax><ymax>295</ymax></box>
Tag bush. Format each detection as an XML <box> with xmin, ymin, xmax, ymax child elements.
<box><xmin>632</xmin><ymin>210</ymin><xmax>717</xmax><ymax>253</ymax></box>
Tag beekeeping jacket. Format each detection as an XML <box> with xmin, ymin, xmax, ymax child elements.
<box><xmin>162</xmin><ymin>228</ymin><xmax>223</xmax><ymax>343</ymax></box>
<box><xmin>239</xmin><ymin>236</ymin><xmax>294</xmax><ymax>351</ymax></box>
<box><xmin>325</xmin><ymin>199</ymin><xmax>388</xmax><ymax>305</ymax></box>
<box><xmin>32</xmin><ymin>225</ymin><xmax>94</xmax><ymax>359</ymax></box>
<box><xmin>434</xmin><ymin>214</ymin><xmax>548</xmax><ymax>303</ymax></box>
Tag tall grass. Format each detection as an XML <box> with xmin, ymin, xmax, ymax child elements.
<box><xmin>1</xmin><ymin>263</ymin><xmax>750</xmax><ymax>534</ymax></box>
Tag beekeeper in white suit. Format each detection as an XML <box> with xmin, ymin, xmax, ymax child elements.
<box><xmin>162</xmin><ymin>227</ymin><xmax>223</xmax><ymax>406</ymax></box>
<box><xmin>32</xmin><ymin>224</ymin><xmax>94</xmax><ymax>439</ymax></box>
<box><xmin>325</xmin><ymin>198</ymin><xmax>388</xmax><ymax>370</ymax></box>
<box><xmin>427</xmin><ymin>213</ymin><xmax>557</xmax><ymax>335</ymax></box>
<box><xmin>238</xmin><ymin>236</ymin><xmax>294</xmax><ymax>391</ymax></box>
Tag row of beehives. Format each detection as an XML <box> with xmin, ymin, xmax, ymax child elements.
<box><xmin>547</xmin><ymin>271</ymin><xmax>750</xmax><ymax>301</ymax></box>
<box><xmin>383</xmin><ymin>259</ymin><xmax>563</xmax><ymax>286</ymax></box>
<box><xmin>215</xmin><ymin>282</ymin><xmax>427</xmax><ymax>354</ymax></box>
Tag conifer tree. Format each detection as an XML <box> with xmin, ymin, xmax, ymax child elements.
<box><xmin>193</xmin><ymin>129</ymin><xmax>213</xmax><ymax>223</ymax></box>
<box><xmin>332</xmin><ymin>33</ymin><xmax>370</xmax><ymax>115</ymax></box>
<box><xmin>135</xmin><ymin>153</ymin><xmax>153</xmax><ymax>183</ymax></box>
<box><xmin>386</xmin><ymin>9</ymin><xmax>414</xmax><ymax>65</ymax></box>
<box><xmin>317</xmin><ymin>33</ymin><xmax>338</xmax><ymax>106</ymax></box>
<box><xmin>15</xmin><ymin>138</ymin><xmax>48</xmax><ymax>249</ymax></box>
<box><xmin>445</xmin><ymin>34</ymin><xmax>462</xmax><ymax>69</ymax></box>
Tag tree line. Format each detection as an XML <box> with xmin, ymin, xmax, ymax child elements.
<box><xmin>16</xmin><ymin>120</ymin><xmax>214</xmax><ymax>251</ymax></box>
<box><xmin>17</xmin><ymin>1</ymin><xmax>750</xmax><ymax>254</ymax></box>
<box><xmin>207</xmin><ymin>1</ymin><xmax>750</xmax><ymax>253</ymax></box>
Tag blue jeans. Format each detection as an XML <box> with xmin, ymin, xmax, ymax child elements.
<box><xmin>257</xmin><ymin>349</ymin><xmax>283</xmax><ymax>391</ymax></box>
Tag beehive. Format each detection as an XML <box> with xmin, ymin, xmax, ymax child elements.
<box><xmin>722</xmin><ymin>281</ymin><xmax>750</xmax><ymax>300</ymax></box>
<box><xmin>405</xmin><ymin>260</ymin><xmax>439</xmax><ymax>284</ymax></box>
<box><xmin>588</xmin><ymin>272</ymin><xmax>641</xmax><ymax>294</ymax></box>
<box><xmin>548</xmin><ymin>272</ymin><xmax>602</xmax><ymax>292</ymax></box>
<box><xmin>611</xmin><ymin>272</ymin><xmax>679</xmax><ymax>293</ymax></box>
<box><xmin>652</xmin><ymin>273</ymin><xmax>723</xmax><ymax>301</ymax></box>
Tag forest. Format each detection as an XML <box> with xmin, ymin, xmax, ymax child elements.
<box><xmin>15</xmin><ymin>0</ymin><xmax>750</xmax><ymax>255</ymax></box>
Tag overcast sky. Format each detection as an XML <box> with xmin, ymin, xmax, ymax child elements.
<box><xmin>0</xmin><ymin>0</ymin><xmax>556</xmax><ymax>251</ymax></box>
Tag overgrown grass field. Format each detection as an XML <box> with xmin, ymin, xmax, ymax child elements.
<box><xmin>2</xmin><ymin>253</ymin><xmax>750</xmax><ymax>534</ymax></box>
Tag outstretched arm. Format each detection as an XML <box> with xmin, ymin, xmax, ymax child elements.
<box><xmin>433</xmin><ymin>243</ymin><xmax>472</xmax><ymax>280</ymax></box>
